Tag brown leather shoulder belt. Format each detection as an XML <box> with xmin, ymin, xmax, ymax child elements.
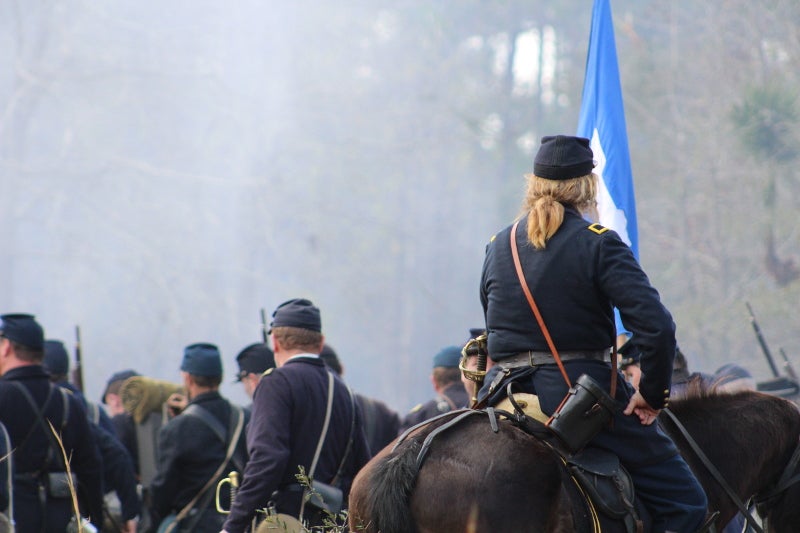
<box><xmin>509</xmin><ymin>219</ymin><xmax>618</xmax><ymax>399</ymax></box>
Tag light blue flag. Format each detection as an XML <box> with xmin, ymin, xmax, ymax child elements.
<box><xmin>577</xmin><ymin>0</ymin><xmax>637</xmax><ymax>335</ymax></box>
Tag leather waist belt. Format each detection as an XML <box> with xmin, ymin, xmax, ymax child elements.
<box><xmin>498</xmin><ymin>349</ymin><xmax>612</xmax><ymax>369</ymax></box>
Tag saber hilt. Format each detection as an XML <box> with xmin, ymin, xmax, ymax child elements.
<box><xmin>215</xmin><ymin>471</ymin><xmax>239</xmax><ymax>514</ymax></box>
<box><xmin>460</xmin><ymin>334</ymin><xmax>488</xmax><ymax>407</ymax></box>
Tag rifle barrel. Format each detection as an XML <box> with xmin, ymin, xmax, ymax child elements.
<box><xmin>745</xmin><ymin>302</ymin><xmax>780</xmax><ymax>378</ymax></box>
<box><xmin>780</xmin><ymin>348</ymin><xmax>798</xmax><ymax>381</ymax></box>
<box><xmin>73</xmin><ymin>325</ymin><xmax>84</xmax><ymax>391</ymax></box>
<box><xmin>260</xmin><ymin>308</ymin><xmax>270</xmax><ymax>346</ymax></box>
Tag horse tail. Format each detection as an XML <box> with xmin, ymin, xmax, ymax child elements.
<box><xmin>363</xmin><ymin>440</ymin><xmax>421</xmax><ymax>533</ymax></box>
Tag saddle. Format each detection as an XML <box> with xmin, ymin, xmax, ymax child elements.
<box><xmin>566</xmin><ymin>448</ymin><xmax>640</xmax><ymax>533</ymax></box>
<box><xmin>498</xmin><ymin>392</ymin><xmax>641</xmax><ymax>533</ymax></box>
<box><xmin>402</xmin><ymin>398</ymin><xmax>642</xmax><ymax>533</ymax></box>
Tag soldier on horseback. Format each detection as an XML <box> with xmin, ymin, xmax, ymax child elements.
<box><xmin>479</xmin><ymin>135</ymin><xmax>708</xmax><ymax>533</ymax></box>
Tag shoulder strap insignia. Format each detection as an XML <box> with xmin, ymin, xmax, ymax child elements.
<box><xmin>489</xmin><ymin>234</ymin><xmax>496</xmax><ymax>243</ymax></box>
<box><xmin>587</xmin><ymin>223</ymin><xmax>609</xmax><ymax>235</ymax></box>
<box><xmin>261</xmin><ymin>368</ymin><xmax>275</xmax><ymax>377</ymax></box>
<box><xmin>408</xmin><ymin>403</ymin><xmax>423</xmax><ymax>414</ymax></box>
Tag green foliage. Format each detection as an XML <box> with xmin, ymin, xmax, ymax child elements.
<box><xmin>292</xmin><ymin>466</ymin><xmax>350</xmax><ymax>532</ymax></box>
<box><xmin>730</xmin><ymin>85</ymin><xmax>800</xmax><ymax>164</ymax></box>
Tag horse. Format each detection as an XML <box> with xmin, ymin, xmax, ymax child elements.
<box><xmin>348</xmin><ymin>390</ymin><xmax>800</xmax><ymax>532</ymax></box>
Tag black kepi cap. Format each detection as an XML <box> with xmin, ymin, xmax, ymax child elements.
<box><xmin>101</xmin><ymin>369</ymin><xmax>140</xmax><ymax>404</ymax></box>
<box><xmin>269</xmin><ymin>298</ymin><xmax>322</xmax><ymax>333</ymax></box>
<box><xmin>43</xmin><ymin>340</ymin><xmax>70</xmax><ymax>375</ymax></box>
<box><xmin>533</xmin><ymin>135</ymin><xmax>595</xmax><ymax>180</ymax></box>
<box><xmin>0</xmin><ymin>313</ymin><xmax>45</xmax><ymax>350</ymax></box>
<box><xmin>235</xmin><ymin>343</ymin><xmax>275</xmax><ymax>380</ymax></box>
<box><xmin>319</xmin><ymin>344</ymin><xmax>342</xmax><ymax>375</ymax></box>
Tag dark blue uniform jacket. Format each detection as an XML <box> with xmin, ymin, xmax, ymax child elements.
<box><xmin>110</xmin><ymin>412</ymin><xmax>138</xmax><ymax>476</ymax></box>
<box><xmin>92</xmin><ymin>422</ymin><xmax>141</xmax><ymax>521</ymax></box>
<box><xmin>149</xmin><ymin>391</ymin><xmax>248</xmax><ymax>529</ymax></box>
<box><xmin>480</xmin><ymin>208</ymin><xmax>676</xmax><ymax>409</ymax></box>
<box><xmin>0</xmin><ymin>365</ymin><xmax>104</xmax><ymax>531</ymax></box>
<box><xmin>223</xmin><ymin>356</ymin><xmax>371</xmax><ymax>533</ymax></box>
<box><xmin>355</xmin><ymin>393</ymin><xmax>401</xmax><ymax>456</ymax></box>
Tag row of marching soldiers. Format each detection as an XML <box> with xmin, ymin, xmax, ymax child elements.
<box><xmin>0</xmin><ymin>302</ymin><xmax>475</xmax><ymax>533</ymax></box>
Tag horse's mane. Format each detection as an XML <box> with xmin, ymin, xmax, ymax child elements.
<box><xmin>663</xmin><ymin>389</ymin><xmax>800</xmax><ymax>463</ymax></box>
<box><xmin>667</xmin><ymin>389</ymin><xmax>798</xmax><ymax>422</ymax></box>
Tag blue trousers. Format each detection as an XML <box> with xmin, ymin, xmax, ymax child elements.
<box><xmin>504</xmin><ymin>361</ymin><xmax>708</xmax><ymax>533</ymax></box>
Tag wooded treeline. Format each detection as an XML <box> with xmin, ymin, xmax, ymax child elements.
<box><xmin>0</xmin><ymin>0</ymin><xmax>797</xmax><ymax>410</ymax></box>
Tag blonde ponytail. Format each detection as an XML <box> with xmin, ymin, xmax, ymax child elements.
<box><xmin>521</xmin><ymin>173</ymin><xmax>597</xmax><ymax>249</ymax></box>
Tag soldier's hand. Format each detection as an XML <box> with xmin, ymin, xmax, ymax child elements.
<box><xmin>622</xmin><ymin>390</ymin><xmax>659</xmax><ymax>425</ymax></box>
<box><xmin>166</xmin><ymin>392</ymin><xmax>188</xmax><ymax>416</ymax></box>
<box><xmin>121</xmin><ymin>519</ymin><xmax>137</xmax><ymax>533</ymax></box>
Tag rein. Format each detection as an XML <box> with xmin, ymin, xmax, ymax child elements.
<box><xmin>754</xmin><ymin>439</ymin><xmax>800</xmax><ymax>509</ymax></box>
<box><xmin>393</xmin><ymin>407</ymin><xmax>549</xmax><ymax>475</ymax></box>
<box><xmin>661</xmin><ymin>408</ymin><xmax>764</xmax><ymax>533</ymax></box>
<box><xmin>392</xmin><ymin>410</ymin><xmax>471</xmax><ymax>452</ymax></box>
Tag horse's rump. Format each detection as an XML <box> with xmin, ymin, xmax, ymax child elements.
<box><xmin>349</xmin><ymin>410</ymin><xmax>569</xmax><ymax>533</ymax></box>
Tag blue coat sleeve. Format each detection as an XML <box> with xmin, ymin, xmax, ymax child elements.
<box><xmin>595</xmin><ymin>231</ymin><xmax>676</xmax><ymax>409</ymax></box>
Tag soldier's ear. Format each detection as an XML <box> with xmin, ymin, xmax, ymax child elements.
<box><xmin>317</xmin><ymin>335</ymin><xmax>326</xmax><ymax>355</ymax></box>
<box><xmin>272</xmin><ymin>335</ymin><xmax>282</xmax><ymax>353</ymax></box>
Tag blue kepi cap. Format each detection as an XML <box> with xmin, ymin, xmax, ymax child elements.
<box><xmin>432</xmin><ymin>345</ymin><xmax>462</xmax><ymax>369</ymax></box>
<box><xmin>181</xmin><ymin>343</ymin><xmax>223</xmax><ymax>377</ymax></box>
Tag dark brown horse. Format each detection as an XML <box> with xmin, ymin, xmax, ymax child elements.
<box><xmin>348</xmin><ymin>390</ymin><xmax>800</xmax><ymax>532</ymax></box>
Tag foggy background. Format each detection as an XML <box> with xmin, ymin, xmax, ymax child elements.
<box><xmin>2</xmin><ymin>1</ymin><xmax>798</xmax><ymax>413</ymax></box>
